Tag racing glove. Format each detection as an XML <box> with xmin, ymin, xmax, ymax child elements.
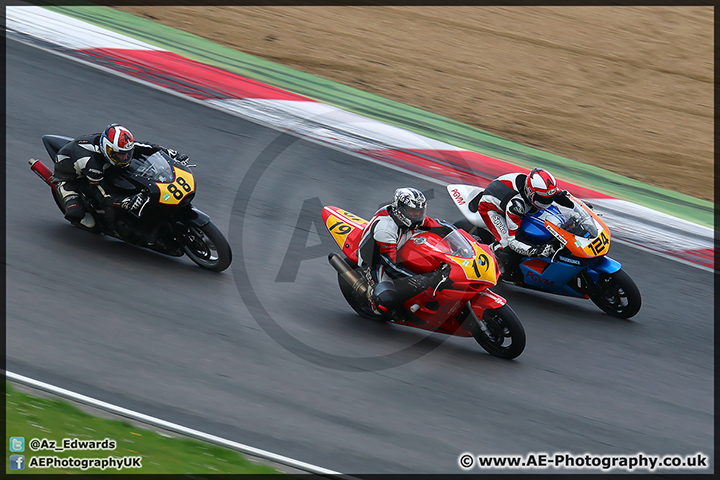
<box><xmin>119</xmin><ymin>192</ymin><xmax>149</xmax><ymax>217</ymax></box>
<box><xmin>405</xmin><ymin>263</ymin><xmax>450</xmax><ymax>293</ymax></box>
<box><xmin>166</xmin><ymin>148</ymin><xmax>190</xmax><ymax>164</ymax></box>
<box><xmin>530</xmin><ymin>243</ymin><xmax>555</xmax><ymax>258</ymax></box>
<box><xmin>553</xmin><ymin>189</ymin><xmax>574</xmax><ymax>208</ymax></box>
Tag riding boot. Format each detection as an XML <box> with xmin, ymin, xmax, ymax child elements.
<box><xmin>58</xmin><ymin>182</ymin><xmax>85</xmax><ymax>221</ymax></box>
<box><xmin>495</xmin><ymin>247</ymin><xmax>523</xmax><ymax>283</ymax></box>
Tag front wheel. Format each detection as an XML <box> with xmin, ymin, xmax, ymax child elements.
<box><xmin>182</xmin><ymin>221</ymin><xmax>232</xmax><ymax>272</ymax></box>
<box><xmin>469</xmin><ymin>305</ymin><xmax>525</xmax><ymax>359</ymax></box>
<box><xmin>588</xmin><ymin>269</ymin><xmax>641</xmax><ymax>319</ymax></box>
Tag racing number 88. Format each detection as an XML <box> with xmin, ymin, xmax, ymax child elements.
<box><xmin>177</xmin><ymin>177</ymin><xmax>191</xmax><ymax>192</ymax></box>
<box><xmin>168</xmin><ymin>177</ymin><xmax>191</xmax><ymax>199</ymax></box>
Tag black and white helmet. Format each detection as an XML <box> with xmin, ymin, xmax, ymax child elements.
<box><xmin>391</xmin><ymin>187</ymin><xmax>427</xmax><ymax>228</ymax></box>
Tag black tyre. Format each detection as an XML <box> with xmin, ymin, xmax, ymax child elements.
<box><xmin>52</xmin><ymin>187</ymin><xmax>66</xmax><ymax>214</ymax></box>
<box><xmin>182</xmin><ymin>221</ymin><xmax>232</xmax><ymax>272</ymax></box>
<box><xmin>337</xmin><ymin>267</ymin><xmax>384</xmax><ymax>321</ymax></box>
<box><xmin>588</xmin><ymin>269</ymin><xmax>641</xmax><ymax>319</ymax></box>
<box><xmin>469</xmin><ymin>305</ymin><xmax>525</xmax><ymax>359</ymax></box>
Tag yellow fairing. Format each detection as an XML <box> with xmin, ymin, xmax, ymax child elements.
<box><xmin>157</xmin><ymin>167</ymin><xmax>195</xmax><ymax>205</ymax></box>
<box><xmin>325</xmin><ymin>214</ymin><xmax>357</xmax><ymax>248</ymax></box>
<box><xmin>582</xmin><ymin>228</ymin><xmax>610</xmax><ymax>258</ymax></box>
<box><xmin>448</xmin><ymin>243</ymin><xmax>497</xmax><ymax>284</ymax></box>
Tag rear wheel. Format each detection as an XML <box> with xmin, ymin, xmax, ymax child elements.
<box><xmin>52</xmin><ymin>187</ymin><xmax>66</xmax><ymax>214</ymax></box>
<box><xmin>588</xmin><ymin>269</ymin><xmax>641</xmax><ymax>318</ymax></box>
<box><xmin>337</xmin><ymin>267</ymin><xmax>383</xmax><ymax>321</ymax></box>
<box><xmin>469</xmin><ymin>305</ymin><xmax>525</xmax><ymax>359</ymax></box>
<box><xmin>182</xmin><ymin>221</ymin><xmax>232</xmax><ymax>272</ymax></box>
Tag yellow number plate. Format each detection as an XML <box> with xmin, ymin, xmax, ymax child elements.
<box><xmin>157</xmin><ymin>167</ymin><xmax>195</xmax><ymax>205</ymax></box>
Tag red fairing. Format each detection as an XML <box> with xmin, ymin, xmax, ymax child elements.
<box><xmin>396</xmin><ymin>232</ymin><xmax>446</xmax><ymax>273</ymax></box>
<box><xmin>472</xmin><ymin>289</ymin><xmax>507</xmax><ymax>310</ymax></box>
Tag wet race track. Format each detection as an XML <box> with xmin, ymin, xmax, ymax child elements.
<box><xmin>6</xmin><ymin>39</ymin><xmax>714</xmax><ymax>474</ymax></box>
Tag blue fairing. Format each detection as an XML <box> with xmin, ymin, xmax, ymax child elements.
<box><xmin>588</xmin><ymin>256</ymin><xmax>622</xmax><ymax>274</ymax></box>
<box><xmin>519</xmin><ymin>206</ymin><xmax>561</xmax><ymax>244</ymax></box>
<box><xmin>519</xmin><ymin>255</ymin><xmax>622</xmax><ymax>298</ymax></box>
<box><xmin>519</xmin><ymin>260</ymin><xmax>586</xmax><ymax>297</ymax></box>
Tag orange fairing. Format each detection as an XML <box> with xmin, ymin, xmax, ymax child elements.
<box><xmin>544</xmin><ymin>198</ymin><xmax>612</xmax><ymax>259</ymax></box>
<box><xmin>524</xmin><ymin>258</ymin><xmax>549</xmax><ymax>274</ymax></box>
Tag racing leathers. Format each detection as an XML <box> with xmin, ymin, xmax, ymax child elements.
<box><xmin>357</xmin><ymin>205</ymin><xmax>453</xmax><ymax>314</ymax></box>
<box><xmin>468</xmin><ymin>172</ymin><xmax>573</xmax><ymax>256</ymax></box>
<box><xmin>467</xmin><ymin>172</ymin><xmax>573</xmax><ymax>280</ymax></box>
<box><xmin>52</xmin><ymin>133</ymin><xmax>186</xmax><ymax>230</ymax></box>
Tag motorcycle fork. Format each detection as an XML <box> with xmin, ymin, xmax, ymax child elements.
<box><xmin>459</xmin><ymin>302</ymin><xmax>489</xmax><ymax>336</ymax></box>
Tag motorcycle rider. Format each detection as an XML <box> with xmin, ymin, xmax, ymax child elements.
<box><xmin>357</xmin><ymin>187</ymin><xmax>454</xmax><ymax>319</ymax></box>
<box><xmin>467</xmin><ymin>167</ymin><xmax>574</xmax><ymax>282</ymax></box>
<box><xmin>52</xmin><ymin>123</ymin><xmax>189</xmax><ymax>241</ymax></box>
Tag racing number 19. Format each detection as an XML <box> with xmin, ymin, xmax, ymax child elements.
<box><xmin>328</xmin><ymin>221</ymin><xmax>352</xmax><ymax>236</ymax></box>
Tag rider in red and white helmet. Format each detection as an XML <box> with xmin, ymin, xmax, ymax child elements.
<box><xmin>99</xmin><ymin>124</ymin><xmax>136</xmax><ymax>167</ymax></box>
<box><xmin>52</xmin><ymin>123</ymin><xmax>189</xmax><ymax>234</ymax></box>
<box><xmin>466</xmin><ymin>168</ymin><xmax>574</xmax><ymax>282</ymax></box>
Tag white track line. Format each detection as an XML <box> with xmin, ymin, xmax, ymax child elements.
<box><xmin>5</xmin><ymin>371</ymin><xmax>343</xmax><ymax>477</ymax></box>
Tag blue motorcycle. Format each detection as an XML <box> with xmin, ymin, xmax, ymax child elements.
<box><xmin>447</xmin><ymin>184</ymin><xmax>641</xmax><ymax>318</ymax></box>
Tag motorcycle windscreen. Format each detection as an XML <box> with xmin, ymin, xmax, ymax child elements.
<box><xmin>129</xmin><ymin>152</ymin><xmax>195</xmax><ymax>205</ymax></box>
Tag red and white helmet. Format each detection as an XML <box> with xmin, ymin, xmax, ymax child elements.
<box><xmin>524</xmin><ymin>168</ymin><xmax>559</xmax><ymax>209</ymax></box>
<box><xmin>100</xmin><ymin>124</ymin><xmax>135</xmax><ymax>167</ymax></box>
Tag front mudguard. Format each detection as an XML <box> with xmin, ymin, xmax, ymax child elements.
<box><xmin>583</xmin><ymin>256</ymin><xmax>623</xmax><ymax>296</ymax></box>
<box><xmin>168</xmin><ymin>206</ymin><xmax>211</xmax><ymax>250</ymax></box>
<box><xmin>470</xmin><ymin>289</ymin><xmax>507</xmax><ymax>318</ymax></box>
<box><xmin>588</xmin><ymin>256</ymin><xmax>622</xmax><ymax>275</ymax></box>
<box><xmin>179</xmin><ymin>206</ymin><xmax>211</xmax><ymax>228</ymax></box>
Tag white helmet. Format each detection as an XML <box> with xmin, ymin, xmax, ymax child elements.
<box><xmin>100</xmin><ymin>124</ymin><xmax>135</xmax><ymax>167</ymax></box>
<box><xmin>391</xmin><ymin>187</ymin><xmax>427</xmax><ymax>228</ymax></box>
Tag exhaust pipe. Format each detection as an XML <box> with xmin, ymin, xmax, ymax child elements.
<box><xmin>29</xmin><ymin>158</ymin><xmax>55</xmax><ymax>187</ymax></box>
<box><xmin>328</xmin><ymin>253</ymin><xmax>369</xmax><ymax>297</ymax></box>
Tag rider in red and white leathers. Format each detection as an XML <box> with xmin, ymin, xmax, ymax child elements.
<box><xmin>467</xmin><ymin>168</ymin><xmax>574</xmax><ymax>280</ymax></box>
<box><xmin>357</xmin><ymin>187</ymin><xmax>453</xmax><ymax>314</ymax></box>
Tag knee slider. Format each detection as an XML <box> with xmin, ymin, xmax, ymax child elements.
<box><xmin>63</xmin><ymin>194</ymin><xmax>85</xmax><ymax>221</ymax></box>
<box><xmin>372</xmin><ymin>281</ymin><xmax>399</xmax><ymax>309</ymax></box>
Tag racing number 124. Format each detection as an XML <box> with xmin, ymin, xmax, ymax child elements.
<box><xmin>588</xmin><ymin>231</ymin><xmax>609</xmax><ymax>255</ymax></box>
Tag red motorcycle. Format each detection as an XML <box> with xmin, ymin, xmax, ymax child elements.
<box><xmin>323</xmin><ymin>206</ymin><xmax>525</xmax><ymax>359</ymax></box>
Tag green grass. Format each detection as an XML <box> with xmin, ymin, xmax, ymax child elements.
<box><xmin>5</xmin><ymin>382</ymin><xmax>282</xmax><ymax>474</ymax></box>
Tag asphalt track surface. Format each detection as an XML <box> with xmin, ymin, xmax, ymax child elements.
<box><xmin>6</xmin><ymin>39</ymin><xmax>714</xmax><ymax>474</ymax></box>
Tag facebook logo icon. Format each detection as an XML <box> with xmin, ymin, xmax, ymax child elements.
<box><xmin>10</xmin><ymin>454</ymin><xmax>25</xmax><ymax>470</ymax></box>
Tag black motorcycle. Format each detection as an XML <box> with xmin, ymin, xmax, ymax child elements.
<box><xmin>30</xmin><ymin>135</ymin><xmax>232</xmax><ymax>272</ymax></box>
